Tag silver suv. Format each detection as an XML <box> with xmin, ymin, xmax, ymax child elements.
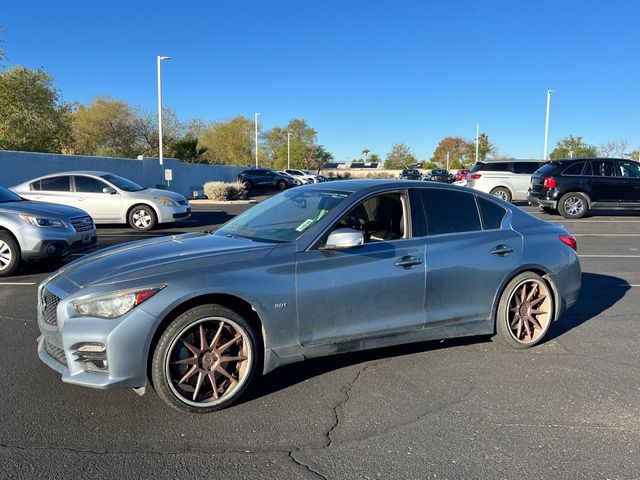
<box><xmin>0</xmin><ymin>186</ymin><xmax>97</xmax><ymax>276</ymax></box>
<box><xmin>467</xmin><ymin>160</ymin><xmax>543</xmax><ymax>202</ymax></box>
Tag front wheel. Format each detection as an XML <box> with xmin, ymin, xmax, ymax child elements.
<box><xmin>128</xmin><ymin>205</ymin><xmax>157</xmax><ymax>231</ymax></box>
<box><xmin>0</xmin><ymin>232</ymin><xmax>20</xmax><ymax>277</ymax></box>
<box><xmin>558</xmin><ymin>192</ymin><xmax>588</xmax><ymax>219</ymax></box>
<box><xmin>277</xmin><ymin>180</ymin><xmax>288</xmax><ymax>190</ymax></box>
<box><xmin>490</xmin><ymin>187</ymin><xmax>512</xmax><ymax>202</ymax></box>
<box><xmin>494</xmin><ymin>272</ymin><xmax>554</xmax><ymax>349</ymax></box>
<box><xmin>151</xmin><ymin>304</ymin><xmax>258</xmax><ymax>413</ymax></box>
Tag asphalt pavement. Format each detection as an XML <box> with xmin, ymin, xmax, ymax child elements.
<box><xmin>1</xmin><ymin>197</ymin><xmax>639</xmax><ymax>480</ymax></box>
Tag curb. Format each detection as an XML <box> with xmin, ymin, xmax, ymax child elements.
<box><xmin>190</xmin><ymin>199</ymin><xmax>258</xmax><ymax>205</ymax></box>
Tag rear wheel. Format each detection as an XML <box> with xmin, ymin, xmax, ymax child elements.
<box><xmin>490</xmin><ymin>187</ymin><xmax>512</xmax><ymax>202</ymax></box>
<box><xmin>0</xmin><ymin>232</ymin><xmax>20</xmax><ymax>277</ymax></box>
<box><xmin>151</xmin><ymin>304</ymin><xmax>258</xmax><ymax>413</ymax></box>
<box><xmin>558</xmin><ymin>192</ymin><xmax>588</xmax><ymax>219</ymax></box>
<box><xmin>128</xmin><ymin>205</ymin><xmax>157</xmax><ymax>231</ymax></box>
<box><xmin>277</xmin><ymin>180</ymin><xmax>288</xmax><ymax>190</ymax></box>
<box><xmin>494</xmin><ymin>272</ymin><xmax>554</xmax><ymax>349</ymax></box>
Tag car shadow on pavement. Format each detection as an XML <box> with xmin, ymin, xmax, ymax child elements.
<box><xmin>544</xmin><ymin>272</ymin><xmax>630</xmax><ymax>342</ymax></box>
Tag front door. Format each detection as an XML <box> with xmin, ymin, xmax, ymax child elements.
<box><xmin>586</xmin><ymin>159</ymin><xmax>624</xmax><ymax>204</ymax></box>
<box><xmin>295</xmin><ymin>191</ymin><xmax>426</xmax><ymax>346</ymax></box>
<box><xmin>616</xmin><ymin>160</ymin><xmax>640</xmax><ymax>205</ymax></box>
<box><xmin>73</xmin><ymin>176</ymin><xmax>123</xmax><ymax>222</ymax></box>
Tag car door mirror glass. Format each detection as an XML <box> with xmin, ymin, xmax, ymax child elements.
<box><xmin>324</xmin><ymin>228</ymin><xmax>365</xmax><ymax>250</ymax></box>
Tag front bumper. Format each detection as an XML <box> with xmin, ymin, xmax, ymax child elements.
<box><xmin>36</xmin><ymin>280</ymin><xmax>159</xmax><ymax>389</ymax></box>
<box><xmin>21</xmin><ymin>226</ymin><xmax>97</xmax><ymax>260</ymax></box>
<box><xmin>157</xmin><ymin>204</ymin><xmax>191</xmax><ymax>224</ymax></box>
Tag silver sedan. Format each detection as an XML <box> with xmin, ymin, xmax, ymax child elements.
<box><xmin>36</xmin><ymin>180</ymin><xmax>581</xmax><ymax>413</ymax></box>
<box><xmin>11</xmin><ymin>171</ymin><xmax>190</xmax><ymax>231</ymax></box>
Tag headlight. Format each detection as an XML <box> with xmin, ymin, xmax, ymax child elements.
<box><xmin>71</xmin><ymin>285</ymin><xmax>165</xmax><ymax>319</ymax></box>
<box><xmin>19</xmin><ymin>215</ymin><xmax>65</xmax><ymax>228</ymax></box>
<box><xmin>157</xmin><ymin>196</ymin><xmax>176</xmax><ymax>206</ymax></box>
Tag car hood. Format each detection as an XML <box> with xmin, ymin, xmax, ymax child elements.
<box><xmin>56</xmin><ymin>232</ymin><xmax>275</xmax><ymax>287</ymax></box>
<box><xmin>0</xmin><ymin>200</ymin><xmax>89</xmax><ymax>219</ymax></box>
<box><xmin>127</xmin><ymin>188</ymin><xmax>186</xmax><ymax>202</ymax></box>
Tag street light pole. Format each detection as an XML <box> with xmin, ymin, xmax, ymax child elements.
<box><xmin>254</xmin><ymin>112</ymin><xmax>261</xmax><ymax>168</ymax></box>
<box><xmin>543</xmin><ymin>90</ymin><xmax>553</xmax><ymax>161</ymax></box>
<box><xmin>287</xmin><ymin>133</ymin><xmax>291</xmax><ymax>170</ymax></box>
<box><xmin>157</xmin><ymin>56</ymin><xmax>171</xmax><ymax>168</ymax></box>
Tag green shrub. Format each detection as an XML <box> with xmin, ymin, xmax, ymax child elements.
<box><xmin>203</xmin><ymin>181</ymin><xmax>247</xmax><ymax>201</ymax></box>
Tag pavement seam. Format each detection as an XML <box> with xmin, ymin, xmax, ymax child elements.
<box><xmin>288</xmin><ymin>450</ymin><xmax>328</xmax><ymax>480</ymax></box>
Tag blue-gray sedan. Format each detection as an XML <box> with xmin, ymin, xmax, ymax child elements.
<box><xmin>36</xmin><ymin>180</ymin><xmax>581</xmax><ymax>413</ymax></box>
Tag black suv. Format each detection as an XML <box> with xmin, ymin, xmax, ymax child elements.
<box><xmin>528</xmin><ymin>158</ymin><xmax>640</xmax><ymax>218</ymax></box>
<box><xmin>399</xmin><ymin>169</ymin><xmax>421</xmax><ymax>180</ymax></box>
<box><xmin>238</xmin><ymin>169</ymin><xmax>295</xmax><ymax>190</ymax></box>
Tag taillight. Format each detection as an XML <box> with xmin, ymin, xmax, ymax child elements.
<box><xmin>559</xmin><ymin>234</ymin><xmax>577</xmax><ymax>251</ymax></box>
<box><xmin>543</xmin><ymin>177</ymin><xmax>557</xmax><ymax>189</ymax></box>
<box><xmin>470</xmin><ymin>173</ymin><xmax>482</xmax><ymax>180</ymax></box>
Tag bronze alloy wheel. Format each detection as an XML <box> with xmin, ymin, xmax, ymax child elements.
<box><xmin>494</xmin><ymin>272</ymin><xmax>555</xmax><ymax>349</ymax></box>
<box><xmin>165</xmin><ymin>316</ymin><xmax>253</xmax><ymax>408</ymax></box>
<box><xmin>507</xmin><ymin>279</ymin><xmax>552</xmax><ymax>344</ymax></box>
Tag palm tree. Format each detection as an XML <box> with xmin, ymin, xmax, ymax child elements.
<box><xmin>362</xmin><ymin>148</ymin><xmax>370</xmax><ymax>161</ymax></box>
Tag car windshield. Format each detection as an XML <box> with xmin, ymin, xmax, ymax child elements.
<box><xmin>100</xmin><ymin>173</ymin><xmax>146</xmax><ymax>192</ymax></box>
<box><xmin>0</xmin><ymin>186</ymin><xmax>22</xmax><ymax>203</ymax></box>
<box><xmin>217</xmin><ymin>189</ymin><xmax>352</xmax><ymax>243</ymax></box>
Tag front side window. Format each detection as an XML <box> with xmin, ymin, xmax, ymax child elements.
<box><xmin>39</xmin><ymin>176</ymin><xmax>71</xmax><ymax>192</ymax></box>
<box><xmin>330</xmin><ymin>192</ymin><xmax>406</xmax><ymax>244</ymax></box>
<box><xmin>217</xmin><ymin>189</ymin><xmax>351</xmax><ymax>243</ymax></box>
<box><xmin>617</xmin><ymin>161</ymin><xmax>640</xmax><ymax>178</ymax></box>
<box><xmin>75</xmin><ymin>176</ymin><xmax>109</xmax><ymax>193</ymax></box>
<box><xmin>100</xmin><ymin>174</ymin><xmax>145</xmax><ymax>192</ymax></box>
<box><xmin>420</xmin><ymin>189</ymin><xmax>481</xmax><ymax>235</ymax></box>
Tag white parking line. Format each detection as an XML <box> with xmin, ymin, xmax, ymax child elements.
<box><xmin>573</xmin><ymin>234</ymin><xmax>640</xmax><ymax>237</ymax></box>
<box><xmin>551</xmin><ymin>220</ymin><xmax>640</xmax><ymax>223</ymax></box>
<box><xmin>620</xmin><ymin>284</ymin><xmax>640</xmax><ymax>287</ymax></box>
<box><xmin>579</xmin><ymin>255</ymin><xmax>640</xmax><ymax>258</ymax></box>
<box><xmin>0</xmin><ymin>282</ymin><xmax>36</xmax><ymax>286</ymax></box>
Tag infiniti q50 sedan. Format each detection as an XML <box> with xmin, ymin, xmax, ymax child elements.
<box><xmin>36</xmin><ymin>180</ymin><xmax>581</xmax><ymax>413</ymax></box>
<box><xmin>11</xmin><ymin>171</ymin><xmax>190</xmax><ymax>231</ymax></box>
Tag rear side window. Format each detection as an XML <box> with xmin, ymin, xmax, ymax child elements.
<box><xmin>39</xmin><ymin>176</ymin><xmax>71</xmax><ymax>192</ymax></box>
<box><xmin>586</xmin><ymin>160</ymin><xmax>615</xmax><ymax>177</ymax></box>
<box><xmin>512</xmin><ymin>162</ymin><xmax>541</xmax><ymax>174</ymax></box>
<box><xmin>420</xmin><ymin>189</ymin><xmax>481</xmax><ymax>235</ymax></box>
<box><xmin>562</xmin><ymin>162</ymin><xmax>586</xmax><ymax>176</ymax></box>
<box><xmin>477</xmin><ymin>197</ymin><xmax>506</xmax><ymax>230</ymax></box>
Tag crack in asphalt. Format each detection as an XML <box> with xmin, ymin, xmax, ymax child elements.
<box><xmin>288</xmin><ymin>450</ymin><xmax>328</xmax><ymax>480</ymax></box>
<box><xmin>0</xmin><ymin>314</ymin><xmax>31</xmax><ymax>323</ymax></box>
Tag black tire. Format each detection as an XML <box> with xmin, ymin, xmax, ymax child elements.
<box><xmin>558</xmin><ymin>192</ymin><xmax>588</xmax><ymax>219</ymax></box>
<box><xmin>151</xmin><ymin>304</ymin><xmax>259</xmax><ymax>413</ymax></box>
<box><xmin>277</xmin><ymin>180</ymin><xmax>288</xmax><ymax>190</ymax></box>
<box><xmin>490</xmin><ymin>187</ymin><xmax>512</xmax><ymax>203</ymax></box>
<box><xmin>494</xmin><ymin>272</ymin><xmax>554</xmax><ymax>349</ymax></box>
<box><xmin>128</xmin><ymin>204</ymin><xmax>157</xmax><ymax>231</ymax></box>
<box><xmin>541</xmin><ymin>206</ymin><xmax>557</xmax><ymax>215</ymax></box>
<box><xmin>0</xmin><ymin>231</ymin><xmax>20</xmax><ymax>277</ymax></box>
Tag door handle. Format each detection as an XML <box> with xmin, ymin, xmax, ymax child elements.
<box><xmin>394</xmin><ymin>256</ymin><xmax>423</xmax><ymax>269</ymax></box>
<box><xmin>491</xmin><ymin>244</ymin><xmax>514</xmax><ymax>256</ymax></box>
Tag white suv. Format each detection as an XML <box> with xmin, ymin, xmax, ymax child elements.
<box><xmin>466</xmin><ymin>160</ymin><xmax>543</xmax><ymax>202</ymax></box>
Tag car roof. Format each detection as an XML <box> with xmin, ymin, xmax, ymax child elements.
<box><xmin>28</xmin><ymin>171</ymin><xmax>112</xmax><ymax>179</ymax></box>
<box><xmin>302</xmin><ymin>179</ymin><xmax>488</xmax><ymax>196</ymax></box>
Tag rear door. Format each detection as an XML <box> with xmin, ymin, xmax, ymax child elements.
<box><xmin>417</xmin><ymin>188</ymin><xmax>522</xmax><ymax>325</ymax></box>
<box><xmin>30</xmin><ymin>176</ymin><xmax>75</xmax><ymax>207</ymax></box>
<box><xmin>585</xmin><ymin>160</ymin><xmax>623</xmax><ymax>204</ymax></box>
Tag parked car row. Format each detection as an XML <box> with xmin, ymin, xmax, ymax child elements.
<box><xmin>238</xmin><ymin>168</ymin><xmax>326</xmax><ymax>189</ymax></box>
<box><xmin>1</xmin><ymin>171</ymin><xmax>191</xmax><ymax>276</ymax></box>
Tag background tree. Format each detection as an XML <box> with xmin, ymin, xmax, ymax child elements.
<box><xmin>0</xmin><ymin>66</ymin><xmax>73</xmax><ymax>153</ymax></box>
<box><xmin>304</xmin><ymin>144</ymin><xmax>333</xmax><ymax>171</ymax></box>
<box><xmin>199</xmin><ymin>116</ymin><xmax>254</xmax><ymax>165</ymax></box>
<box><xmin>362</xmin><ymin>148</ymin><xmax>370</xmax><ymax>161</ymax></box>
<box><xmin>431</xmin><ymin>137</ymin><xmax>470</xmax><ymax>167</ymax></box>
<box><xmin>598</xmin><ymin>139</ymin><xmax>628</xmax><ymax>158</ymax></box>
<box><xmin>271</xmin><ymin>118</ymin><xmax>318</xmax><ymax>169</ymax></box>
<box><xmin>131</xmin><ymin>106</ymin><xmax>184</xmax><ymax>157</ymax></box>
<box><xmin>627</xmin><ymin>149</ymin><xmax>640</xmax><ymax>161</ymax></box>
<box><xmin>73</xmin><ymin>97</ymin><xmax>138</xmax><ymax>157</ymax></box>
<box><xmin>384</xmin><ymin>142</ymin><xmax>416</xmax><ymax>169</ymax></box>
<box><xmin>170</xmin><ymin>137</ymin><xmax>208</xmax><ymax>163</ymax></box>
<box><xmin>550</xmin><ymin>135</ymin><xmax>598</xmax><ymax>159</ymax></box>
<box><xmin>368</xmin><ymin>153</ymin><xmax>381</xmax><ymax>163</ymax></box>
<box><xmin>473</xmin><ymin>133</ymin><xmax>495</xmax><ymax>162</ymax></box>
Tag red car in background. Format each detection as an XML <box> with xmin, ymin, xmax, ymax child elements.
<box><xmin>454</xmin><ymin>169</ymin><xmax>470</xmax><ymax>181</ymax></box>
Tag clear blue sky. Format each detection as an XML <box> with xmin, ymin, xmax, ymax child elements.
<box><xmin>2</xmin><ymin>0</ymin><xmax>639</xmax><ymax>162</ymax></box>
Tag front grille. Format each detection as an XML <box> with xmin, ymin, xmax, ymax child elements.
<box><xmin>41</xmin><ymin>289</ymin><xmax>61</xmax><ymax>326</ymax></box>
<box><xmin>70</xmin><ymin>216</ymin><xmax>94</xmax><ymax>232</ymax></box>
<box><xmin>45</xmin><ymin>340</ymin><xmax>67</xmax><ymax>366</ymax></box>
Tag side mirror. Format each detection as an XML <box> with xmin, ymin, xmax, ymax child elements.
<box><xmin>103</xmin><ymin>187</ymin><xmax>117</xmax><ymax>194</ymax></box>
<box><xmin>324</xmin><ymin>228</ymin><xmax>365</xmax><ymax>250</ymax></box>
